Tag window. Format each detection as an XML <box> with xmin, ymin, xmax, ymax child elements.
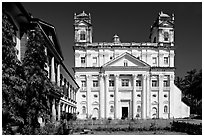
<box><xmin>94</xmin><ymin>94</ymin><xmax>98</xmax><ymax>98</ymax></box>
<box><xmin>82</xmin><ymin>94</ymin><xmax>86</xmax><ymax>98</ymax></box>
<box><xmin>81</xmin><ymin>81</ymin><xmax>86</xmax><ymax>87</ymax></box>
<box><xmin>80</xmin><ymin>31</ymin><xmax>86</xmax><ymax>40</ymax></box>
<box><xmin>82</xmin><ymin>106</ymin><xmax>86</xmax><ymax>114</ymax></box>
<box><xmin>110</xmin><ymin>106</ymin><xmax>114</xmax><ymax>113</ymax></box>
<box><xmin>137</xmin><ymin>106</ymin><xmax>141</xmax><ymax>112</ymax></box>
<box><xmin>136</xmin><ymin>80</ymin><xmax>142</xmax><ymax>87</ymax></box>
<box><xmin>164</xmin><ymin>57</ymin><xmax>168</xmax><ymax>64</ymax></box>
<box><xmin>93</xmin><ymin>57</ymin><xmax>97</xmax><ymax>66</ymax></box>
<box><xmin>124</xmin><ymin>60</ymin><xmax>128</xmax><ymax>66</ymax></box>
<box><xmin>152</xmin><ymin>80</ymin><xmax>158</xmax><ymax>87</ymax></box>
<box><xmin>153</xmin><ymin>37</ymin><xmax>156</xmax><ymax>43</ymax></box>
<box><xmin>163</xmin><ymin>80</ymin><xmax>169</xmax><ymax>87</ymax></box>
<box><xmin>122</xmin><ymin>79</ymin><xmax>129</xmax><ymax>87</ymax></box>
<box><xmin>81</xmin><ymin>57</ymin><xmax>85</xmax><ymax>64</ymax></box>
<box><xmin>164</xmin><ymin>32</ymin><xmax>169</xmax><ymax>41</ymax></box>
<box><xmin>164</xmin><ymin>105</ymin><xmax>168</xmax><ymax>113</ymax></box>
<box><xmin>109</xmin><ymin>80</ymin><xmax>114</xmax><ymax>87</ymax></box>
<box><xmin>152</xmin><ymin>57</ymin><xmax>157</xmax><ymax>65</ymax></box>
<box><xmin>93</xmin><ymin>80</ymin><xmax>99</xmax><ymax>87</ymax></box>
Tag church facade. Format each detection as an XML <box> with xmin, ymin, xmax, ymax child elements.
<box><xmin>73</xmin><ymin>11</ymin><xmax>190</xmax><ymax>119</ymax></box>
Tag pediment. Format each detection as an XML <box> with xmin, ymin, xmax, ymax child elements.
<box><xmin>80</xmin><ymin>101</ymin><xmax>86</xmax><ymax>104</ymax></box>
<box><xmin>159</xmin><ymin>21</ymin><xmax>174</xmax><ymax>27</ymax></box>
<box><xmin>109</xmin><ymin>101</ymin><xmax>114</xmax><ymax>104</ymax></box>
<box><xmin>102</xmin><ymin>52</ymin><xmax>150</xmax><ymax>68</ymax></box>
<box><xmin>74</xmin><ymin>20</ymin><xmax>91</xmax><ymax>26</ymax></box>
<box><xmin>92</xmin><ymin>101</ymin><xmax>99</xmax><ymax>105</ymax></box>
<box><xmin>152</xmin><ymin>101</ymin><xmax>158</xmax><ymax>105</ymax></box>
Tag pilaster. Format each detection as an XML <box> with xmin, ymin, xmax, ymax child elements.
<box><xmin>99</xmin><ymin>73</ymin><xmax>105</xmax><ymax>118</ymax></box>
<box><xmin>86</xmin><ymin>74</ymin><xmax>92</xmax><ymax>117</ymax></box>
<box><xmin>142</xmin><ymin>74</ymin><xmax>147</xmax><ymax>119</ymax></box>
<box><xmin>146</xmin><ymin>74</ymin><xmax>151</xmax><ymax>118</ymax></box>
<box><xmin>114</xmin><ymin>74</ymin><xmax>119</xmax><ymax>119</ymax></box>
<box><xmin>105</xmin><ymin>74</ymin><xmax>109</xmax><ymax>118</ymax></box>
<box><xmin>132</xmin><ymin>74</ymin><xmax>137</xmax><ymax>118</ymax></box>
<box><xmin>159</xmin><ymin>74</ymin><xmax>164</xmax><ymax>118</ymax></box>
<box><xmin>169</xmin><ymin>74</ymin><xmax>174</xmax><ymax>118</ymax></box>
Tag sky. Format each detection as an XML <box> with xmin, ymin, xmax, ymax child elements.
<box><xmin>22</xmin><ymin>2</ymin><xmax>202</xmax><ymax>78</ymax></box>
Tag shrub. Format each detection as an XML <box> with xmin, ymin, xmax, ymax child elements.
<box><xmin>171</xmin><ymin>121</ymin><xmax>202</xmax><ymax>135</ymax></box>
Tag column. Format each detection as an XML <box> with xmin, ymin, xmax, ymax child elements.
<box><xmin>105</xmin><ymin>74</ymin><xmax>109</xmax><ymax>118</ymax></box>
<box><xmin>114</xmin><ymin>74</ymin><xmax>119</xmax><ymax>119</ymax></box>
<box><xmin>64</xmin><ymin>104</ymin><xmax>68</xmax><ymax>113</ymax></box>
<box><xmin>52</xmin><ymin>98</ymin><xmax>56</xmax><ymax>122</ymax></box>
<box><xmin>169</xmin><ymin>74</ymin><xmax>174</xmax><ymax>118</ymax></box>
<box><xmin>66</xmin><ymin>105</ymin><xmax>69</xmax><ymax>113</ymax></box>
<box><xmin>146</xmin><ymin>74</ymin><xmax>150</xmax><ymax>118</ymax></box>
<box><xmin>99</xmin><ymin>74</ymin><xmax>105</xmax><ymax>118</ymax></box>
<box><xmin>86</xmin><ymin>74</ymin><xmax>91</xmax><ymax>117</ymax></box>
<box><xmin>70</xmin><ymin>106</ymin><xmax>72</xmax><ymax>113</ymax></box>
<box><xmin>142</xmin><ymin>74</ymin><xmax>147</xmax><ymax>119</ymax></box>
<box><xmin>159</xmin><ymin>74</ymin><xmax>164</xmax><ymax>118</ymax></box>
<box><xmin>57</xmin><ymin>101</ymin><xmax>61</xmax><ymax>121</ymax></box>
<box><xmin>132</xmin><ymin>74</ymin><xmax>137</xmax><ymax>118</ymax></box>
<box><xmin>51</xmin><ymin>57</ymin><xmax>55</xmax><ymax>83</ymax></box>
<box><xmin>61</xmin><ymin>103</ymin><xmax>65</xmax><ymax>112</ymax></box>
<box><xmin>44</xmin><ymin>47</ymin><xmax>49</xmax><ymax>78</ymax></box>
<box><xmin>57</xmin><ymin>64</ymin><xmax>60</xmax><ymax>86</ymax></box>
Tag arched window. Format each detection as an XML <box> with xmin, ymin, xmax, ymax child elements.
<box><xmin>137</xmin><ymin>105</ymin><xmax>141</xmax><ymax>112</ymax></box>
<box><xmin>164</xmin><ymin>32</ymin><xmax>169</xmax><ymax>41</ymax></box>
<box><xmin>80</xmin><ymin>31</ymin><xmax>86</xmax><ymax>40</ymax></box>
<box><xmin>110</xmin><ymin>105</ymin><xmax>114</xmax><ymax>113</ymax></box>
<box><xmin>82</xmin><ymin>106</ymin><xmax>86</xmax><ymax>114</ymax></box>
<box><xmin>152</xmin><ymin>107</ymin><xmax>157</xmax><ymax>118</ymax></box>
<box><xmin>164</xmin><ymin>105</ymin><xmax>168</xmax><ymax>113</ymax></box>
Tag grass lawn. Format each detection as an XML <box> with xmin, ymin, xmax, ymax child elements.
<box><xmin>73</xmin><ymin>130</ymin><xmax>188</xmax><ymax>135</ymax></box>
<box><xmin>70</xmin><ymin>119</ymin><xmax>201</xmax><ymax>135</ymax></box>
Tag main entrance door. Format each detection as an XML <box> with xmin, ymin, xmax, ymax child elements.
<box><xmin>122</xmin><ymin>107</ymin><xmax>128</xmax><ymax>119</ymax></box>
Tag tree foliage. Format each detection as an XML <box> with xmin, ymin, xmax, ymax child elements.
<box><xmin>3</xmin><ymin>12</ymin><xmax>63</xmax><ymax>135</ymax></box>
<box><xmin>21</xmin><ymin>27</ymin><xmax>52</xmax><ymax>134</ymax></box>
<box><xmin>2</xmin><ymin>13</ymin><xmax>27</xmax><ymax>134</ymax></box>
<box><xmin>175</xmin><ymin>69</ymin><xmax>202</xmax><ymax>115</ymax></box>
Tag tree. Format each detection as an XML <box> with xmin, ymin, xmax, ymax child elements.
<box><xmin>2</xmin><ymin>13</ymin><xmax>27</xmax><ymax>134</ymax></box>
<box><xmin>21</xmin><ymin>27</ymin><xmax>62</xmax><ymax>134</ymax></box>
<box><xmin>21</xmin><ymin>27</ymin><xmax>50</xmax><ymax>134</ymax></box>
<box><xmin>175</xmin><ymin>69</ymin><xmax>202</xmax><ymax>116</ymax></box>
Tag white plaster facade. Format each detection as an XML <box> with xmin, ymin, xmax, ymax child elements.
<box><xmin>73</xmin><ymin>11</ymin><xmax>190</xmax><ymax>119</ymax></box>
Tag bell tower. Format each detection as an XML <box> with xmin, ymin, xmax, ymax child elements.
<box><xmin>149</xmin><ymin>11</ymin><xmax>174</xmax><ymax>46</ymax></box>
<box><xmin>74</xmin><ymin>11</ymin><xmax>93</xmax><ymax>44</ymax></box>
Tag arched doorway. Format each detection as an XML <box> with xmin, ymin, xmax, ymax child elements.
<box><xmin>92</xmin><ymin>108</ymin><xmax>99</xmax><ymax>119</ymax></box>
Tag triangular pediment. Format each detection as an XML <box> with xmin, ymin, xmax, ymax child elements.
<box><xmin>159</xmin><ymin>21</ymin><xmax>174</xmax><ymax>27</ymax></box>
<box><xmin>74</xmin><ymin>20</ymin><xmax>91</xmax><ymax>26</ymax></box>
<box><xmin>102</xmin><ymin>52</ymin><xmax>150</xmax><ymax>68</ymax></box>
